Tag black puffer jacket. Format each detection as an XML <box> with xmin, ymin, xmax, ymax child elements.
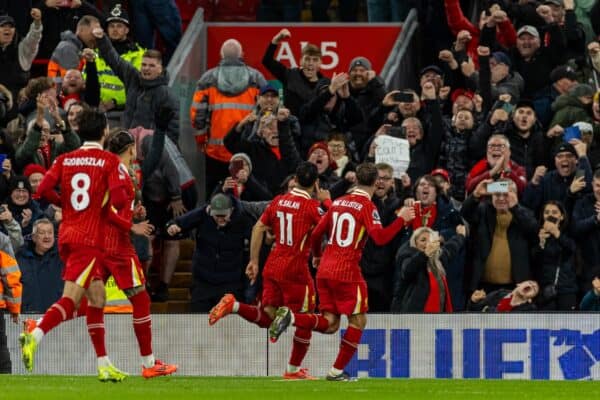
<box><xmin>391</xmin><ymin>234</ymin><xmax>465</xmax><ymax>312</ymax></box>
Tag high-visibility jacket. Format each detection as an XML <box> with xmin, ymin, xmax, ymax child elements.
<box><xmin>104</xmin><ymin>276</ymin><xmax>132</xmax><ymax>314</ymax></box>
<box><xmin>190</xmin><ymin>58</ymin><xmax>266</xmax><ymax>162</ymax></box>
<box><xmin>94</xmin><ymin>44</ymin><xmax>145</xmax><ymax>107</ymax></box>
<box><xmin>47</xmin><ymin>31</ymin><xmax>85</xmax><ymax>86</ymax></box>
<box><xmin>0</xmin><ymin>250</ymin><xmax>21</xmax><ymax>315</ymax></box>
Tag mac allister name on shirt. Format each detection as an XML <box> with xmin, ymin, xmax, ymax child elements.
<box><xmin>333</xmin><ymin>199</ymin><xmax>363</xmax><ymax>211</ymax></box>
<box><xmin>63</xmin><ymin>157</ymin><xmax>106</xmax><ymax>167</ymax></box>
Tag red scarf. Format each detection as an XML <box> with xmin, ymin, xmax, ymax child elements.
<box><xmin>39</xmin><ymin>143</ymin><xmax>52</xmax><ymax>169</ymax></box>
<box><xmin>412</xmin><ymin>203</ymin><xmax>437</xmax><ymax>230</ymax></box>
<box><xmin>271</xmin><ymin>147</ymin><xmax>281</xmax><ymax>160</ymax></box>
<box><xmin>496</xmin><ymin>295</ymin><xmax>514</xmax><ymax>312</ymax></box>
<box><xmin>424</xmin><ymin>270</ymin><xmax>453</xmax><ymax>312</ymax></box>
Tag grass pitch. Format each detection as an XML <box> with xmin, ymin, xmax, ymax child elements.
<box><xmin>2</xmin><ymin>376</ymin><xmax>599</xmax><ymax>400</ymax></box>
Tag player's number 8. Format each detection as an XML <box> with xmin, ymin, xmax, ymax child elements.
<box><xmin>70</xmin><ymin>172</ymin><xmax>91</xmax><ymax>211</ymax></box>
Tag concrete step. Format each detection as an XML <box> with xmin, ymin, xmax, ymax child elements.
<box><xmin>176</xmin><ymin>259</ymin><xmax>192</xmax><ymax>273</ymax></box>
<box><xmin>168</xmin><ymin>287</ymin><xmax>190</xmax><ymax>301</ymax></box>
<box><xmin>170</xmin><ymin>272</ymin><xmax>192</xmax><ymax>288</ymax></box>
<box><xmin>179</xmin><ymin>239</ymin><xmax>195</xmax><ymax>260</ymax></box>
<box><xmin>150</xmin><ymin>302</ymin><xmax>169</xmax><ymax>314</ymax></box>
<box><xmin>168</xmin><ymin>300</ymin><xmax>191</xmax><ymax>313</ymax></box>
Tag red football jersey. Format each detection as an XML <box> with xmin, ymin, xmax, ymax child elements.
<box><xmin>260</xmin><ymin>188</ymin><xmax>323</xmax><ymax>282</ymax></box>
<box><xmin>313</xmin><ymin>188</ymin><xmax>406</xmax><ymax>282</ymax></box>
<box><xmin>44</xmin><ymin>144</ymin><xmax>127</xmax><ymax>248</ymax></box>
<box><xmin>104</xmin><ymin>163</ymin><xmax>136</xmax><ymax>254</ymax></box>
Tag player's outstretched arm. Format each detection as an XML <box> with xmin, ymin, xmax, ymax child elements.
<box><xmin>368</xmin><ymin>206</ymin><xmax>415</xmax><ymax>246</ymax></box>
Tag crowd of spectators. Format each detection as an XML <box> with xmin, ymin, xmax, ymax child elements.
<box><xmin>1</xmin><ymin>0</ymin><xmax>600</xmax><ymax>316</ymax></box>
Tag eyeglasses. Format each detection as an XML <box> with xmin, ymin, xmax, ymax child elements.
<box><xmin>487</xmin><ymin>143</ymin><xmax>507</xmax><ymax>150</ymax></box>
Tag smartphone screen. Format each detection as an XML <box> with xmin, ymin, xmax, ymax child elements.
<box><xmin>487</xmin><ymin>181</ymin><xmax>509</xmax><ymax>193</ymax></box>
<box><xmin>574</xmin><ymin>169</ymin><xmax>585</xmax><ymax>179</ymax></box>
<box><xmin>229</xmin><ymin>159</ymin><xmax>244</xmax><ymax>178</ymax></box>
<box><xmin>546</xmin><ymin>216</ymin><xmax>559</xmax><ymax>224</ymax></box>
<box><xmin>392</xmin><ymin>92</ymin><xmax>414</xmax><ymax>103</ymax></box>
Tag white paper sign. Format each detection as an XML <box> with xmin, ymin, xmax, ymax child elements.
<box><xmin>374</xmin><ymin>135</ymin><xmax>410</xmax><ymax>178</ymax></box>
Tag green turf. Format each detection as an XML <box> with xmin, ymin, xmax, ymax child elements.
<box><xmin>1</xmin><ymin>376</ymin><xmax>599</xmax><ymax>400</ymax></box>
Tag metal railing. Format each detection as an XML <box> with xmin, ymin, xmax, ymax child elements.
<box><xmin>380</xmin><ymin>8</ymin><xmax>420</xmax><ymax>91</ymax></box>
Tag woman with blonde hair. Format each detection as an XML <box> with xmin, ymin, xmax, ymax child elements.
<box><xmin>391</xmin><ymin>225</ymin><xmax>467</xmax><ymax>312</ymax></box>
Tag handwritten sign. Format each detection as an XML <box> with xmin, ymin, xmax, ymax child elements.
<box><xmin>374</xmin><ymin>135</ymin><xmax>410</xmax><ymax>178</ymax></box>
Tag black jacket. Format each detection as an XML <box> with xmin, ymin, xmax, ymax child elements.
<box><xmin>224</xmin><ymin>120</ymin><xmax>294</xmax><ymax>198</ymax></box>
<box><xmin>391</xmin><ymin>234</ymin><xmax>465</xmax><ymax>312</ymax></box>
<box><xmin>262</xmin><ymin>42</ymin><xmax>328</xmax><ymax>118</ymax></box>
<box><xmin>406</xmin><ymin>99</ymin><xmax>444</xmax><ymax>183</ymax></box>
<box><xmin>97</xmin><ymin>35</ymin><xmax>180</xmax><ymax>143</ymax></box>
<box><xmin>174</xmin><ymin>202</ymin><xmax>253</xmax><ymax>285</ymax></box>
<box><xmin>571</xmin><ymin>193</ymin><xmax>600</xmax><ymax>290</ymax></box>
<box><xmin>532</xmin><ymin>233</ymin><xmax>578</xmax><ymax>295</ymax></box>
<box><xmin>348</xmin><ymin>77</ymin><xmax>386</xmax><ymax>154</ymax></box>
<box><xmin>461</xmin><ymin>195</ymin><xmax>538</xmax><ymax>291</ymax></box>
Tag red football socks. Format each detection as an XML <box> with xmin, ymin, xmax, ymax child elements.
<box><xmin>75</xmin><ymin>297</ymin><xmax>88</xmax><ymax>318</ymax></box>
<box><xmin>289</xmin><ymin>328</ymin><xmax>312</xmax><ymax>367</ymax></box>
<box><xmin>237</xmin><ymin>303</ymin><xmax>272</xmax><ymax>328</ymax></box>
<box><xmin>293</xmin><ymin>313</ymin><xmax>329</xmax><ymax>333</ymax></box>
<box><xmin>333</xmin><ymin>326</ymin><xmax>363</xmax><ymax>370</ymax></box>
<box><xmin>130</xmin><ymin>290</ymin><xmax>153</xmax><ymax>356</ymax></box>
<box><xmin>86</xmin><ymin>306</ymin><xmax>107</xmax><ymax>358</ymax></box>
<box><xmin>38</xmin><ymin>297</ymin><xmax>76</xmax><ymax>334</ymax></box>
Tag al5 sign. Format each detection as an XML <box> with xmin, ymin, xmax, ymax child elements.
<box><xmin>205</xmin><ymin>25</ymin><xmax>402</xmax><ymax>78</ymax></box>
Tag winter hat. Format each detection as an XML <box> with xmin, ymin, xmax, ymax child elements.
<box><xmin>517</xmin><ymin>25</ymin><xmax>539</xmax><ymax>39</ymax></box>
<box><xmin>23</xmin><ymin>164</ymin><xmax>47</xmax><ymax>178</ymax></box>
<box><xmin>259</xmin><ymin>84</ymin><xmax>278</xmax><ymax>96</ymax></box>
<box><xmin>8</xmin><ymin>175</ymin><xmax>33</xmax><ymax>195</ymax></box>
<box><xmin>230</xmin><ymin>152</ymin><xmax>252</xmax><ymax>174</ymax></box>
<box><xmin>450</xmin><ymin>88</ymin><xmax>475</xmax><ymax>103</ymax></box>
<box><xmin>553</xmin><ymin>142</ymin><xmax>577</xmax><ymax>158</ymax></box>
<box><xmin>550</xmin><ymin>65</ymin><xmax>577</xmax><ymax>83</ymax></box>
<box><xmin>431</xmin><ymin>168</ymin><xmax>450</xmax><ymax>183</ymax></box>
<box><xmin>348</xmin><ymin>56</ymin><xmax>372</xmax><ymax>72</ymax></box>
<box><xmin>0</xmin><ymin>15</ymin><xmax>15</xmax><ymax>27</ymax></box>
<box><xmin>491</xmin><ymin>52</ymin><xmax>512</xmax><ymax>68</ymax></box>
<box><xmin>569</xmin><ymin>84</ymin><xmax>595</xmax><ymax>98</ymax></box>
<box><xmin>573</xmin><ymin>121</ymin><xmax>593</xmax><ymax>134</ymax></box>
<box><xmin>209</xmin><ymin>193</ymin><xmax>233</xmax><ymax>216</ymax></box>
<box><xmin>307</xmin><ymin>141</ymin><xmax>337</xmax><ymax>170</ymax></box>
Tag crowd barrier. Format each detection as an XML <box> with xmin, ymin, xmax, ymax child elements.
<box><xmin>7</xmin><ymin>314</ymin><xmax>599</xmax><ymax>380</ymax></box>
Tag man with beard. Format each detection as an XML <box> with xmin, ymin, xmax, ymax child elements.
<box><xmin>522</xmin><ymin>141</ymin><xmax>592</xmax><ymax>215</ymax></box>
<box><xmin>471</xmin><ymin>99</ymin><xmax>546</xmax><ymax>179</ymax></box>
<box><xmin>360</xmin><ymin>163</ymin><xmax>402</xmax><ymax>311</ymax></box>
<box><xmin>347</xmin><ymin>56</ymin><xmax>386</xmax><ymax>157</ymax></box>
<box><xmin>467</xmin><ymin>49</ymin><xmax>524</xmax><ymax>104</ymax></box>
